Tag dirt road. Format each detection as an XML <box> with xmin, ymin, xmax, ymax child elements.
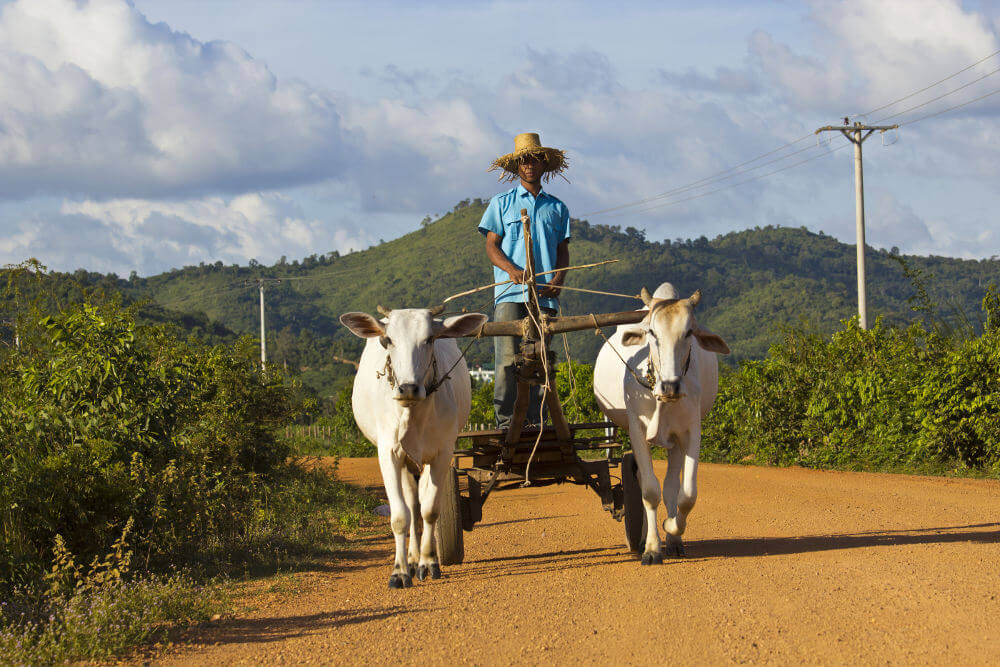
<box><xmin>162</xmin><ymin>459</ymin><xmax>1000</xmax><ymax>664</ymax></box>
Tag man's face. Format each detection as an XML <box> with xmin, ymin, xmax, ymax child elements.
<box><xmin>518</xmin><ymin>154</ymin><xmax>544</xmax><ymax>184</ymax></box>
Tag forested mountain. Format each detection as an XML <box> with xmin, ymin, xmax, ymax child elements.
<box><xmin>5</xmin><ymin>199</ymin><xmax>998</xmax><ymax>402</ymax></box>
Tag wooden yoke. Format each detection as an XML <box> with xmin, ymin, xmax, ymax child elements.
<box><xmin>475</xmin><ymin>309</ymin><xmax>648</xmax><ymax>337</ymax></box>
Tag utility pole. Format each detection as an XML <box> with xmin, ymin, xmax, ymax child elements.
<box><xmin>242</xmin><ymin>278</ymin><xmax>282</xmax><ymax>371</ymax></box>
<box><xmin>815</xmin><ymin>118</ymin><xmax>898</xmax><ymax>329</ymax></box>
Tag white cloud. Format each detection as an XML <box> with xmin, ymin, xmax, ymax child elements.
<box><xmin>0</xmin><ymin>0</ymin><xmax>353</xmax><ymax>200</ymax></box>
<box><xmin>3</xmin><ymin>0</ymin><xmax>1000</xmax><ymax>275</ymax></box>
<box><xmin>867</xmin><ymin>191</ymin><xmax>935</xmax><ymax>250</ymax></box>
<box><xmin>2</xmin><ymin>193</ymin><xmax>373</xmax><ymax>275</ymax></box>
<box><xmin>815</xmin><ymin>0</ymin><xmax>998</xmax><ymax>111</ymax></box>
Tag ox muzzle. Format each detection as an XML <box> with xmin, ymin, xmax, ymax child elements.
<box><xmin>655</xmin><ymin>379</ymin><xmax>684</xmax><ymax>403</ymax></box>
<box><xmin>394</xmin><ymin>383</ymin><xmax>427</xmax><ymax>406</ymax></box>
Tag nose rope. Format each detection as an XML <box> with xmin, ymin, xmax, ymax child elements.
<box><xmin>376</xmin><ymin>353</ymin><xmax>436</xmax><ymax>393</ymax></box>
<box><xmin>375</xmin><ymin>355</ymin><xmax>398</xmax><ymax>388</ymax></box>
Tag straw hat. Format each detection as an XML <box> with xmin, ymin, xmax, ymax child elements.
<box><xmin>489</xmin><ymin>132</ymin><xmax>568</xmax><ymax>182</ymax></box>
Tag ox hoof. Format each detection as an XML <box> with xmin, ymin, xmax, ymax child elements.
<box><xmin>408</xmin><ymin>564</ymin><xmax>417</xmax><ymax>578</ymax></box>
<box><xmin>388</xmin><ymin>573</ymin><xmax>413</xmax><ymax>589</ymax></box>
<box><xmin>417</xmin><ymin>565</ymin><xmax>429</xmax><ymax>581</ymax></box>
<box><xmin>640</xmin><ymin>552</ymin><xmax>663</xmax><ymax>566</ymax></box>
<box><xmin>417</xmin><ymin>564</ymin><xmax>442</xmax><ymax>581</ymax></box>
<box><xmin>665</xmin><ymin>540</ymin><xmax>686</xmax><ymax>558</ymax></box>
<box><xmin>430</xmin><ymin>563</ymin><xmax>442</xmax><ymax>580</ymax></box>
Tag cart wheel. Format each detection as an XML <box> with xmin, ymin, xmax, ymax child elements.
<box><xmin>435</xmin><ymin>465</ymin><xmax>465</xmax><ymax>566</ymax></box>
<box><xmin>621</xmin><ymin>453</ymin><xmax>646</xmax><ymax>553</ymax></box>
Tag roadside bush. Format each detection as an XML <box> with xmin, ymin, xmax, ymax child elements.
<box><xmin>468</xmin><ymin>380</ymin><xmax>494</xmax><ymax>426</ymax></box>
<box><xmin>0</xmin><ymin>292</ymin><xmax>380</xmax><ymax>662</ymax></box>
<box><xmin>0</xmin><ymin>299</ymin><xmax>292</xmax><ymax>585</ymax></box>
<box><xmin>464</xmin><ymin>361</ymin><xmax>604</xmax><ymax>431</ymax></box>
<box><xmin>702</xmin><ymin>294</ymin><xmax>1000</xmax><ymax>476</ymax></box>
<box><xmin>283</xmin><ymin>386</ymin><xmax>376</xmax><ymax>457</ymax></box>
<box><xmin>913</xmin><ymin>328</ymin><xmax>1000</xmax><ymax>471</ymax></box>
<box><xmin>555</xmin><ymin>361</ymin><xmax>604</xmax><ymax>424</ymax></box>
<box><xmin>0</xmin><ymin>519</ymin><xmax>222</xmax><ymax>665</ymax></box>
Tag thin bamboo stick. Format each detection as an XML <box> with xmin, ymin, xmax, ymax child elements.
<box><xmin>441</xmin><ymin>259</ymin><xmax>620</xmax><ymax>303</ymax></box>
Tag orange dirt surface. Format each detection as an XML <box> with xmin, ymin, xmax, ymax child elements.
<box><xmin>158</xmin><ymin>458</ymin><xmax>1000</xmax><ymax>665</ymax></box>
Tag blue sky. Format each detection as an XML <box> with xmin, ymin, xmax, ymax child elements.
<box><xmin>1</xmin><ymin>0</ymin><xmax>999</xmax><ymax>275</ymax></box>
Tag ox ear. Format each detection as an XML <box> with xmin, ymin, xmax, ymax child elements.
<box><xmin>435</xmin><ymin>313</ymin><xmax>488</xmax><ymax>339</ymax></box>
<box><xmin>620</xmin><ymin>324</ymin><xmax>647</xmax><ymax>347</ymax></box>
<box><xmin>339</xmin><ymin>312</ymin><xmax>385</xmax><ymax>339</ymax></box>
<box><xmin>692</xmin><ymin>327</ymin><xmax>730</xmax><ymax>354</ymax></box>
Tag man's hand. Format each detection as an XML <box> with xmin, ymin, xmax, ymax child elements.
<box><xmin>538</xmin><ymin>284</ymin><xmax>561</xmax><ymax>298</ymax></box>
<box><xmin>538</xmin><ymin>275</ymin><xmax>563</xmax><ymax>298</ymax></box>
<box><xmin>538</xmin><ymin>239</ymin><xmax>569</xmax><ymax>300</ymax></box>
<box><xmin>486</xmin><ymin>232</ymin><xmax>526</xmax><ymax>285</ymax></box>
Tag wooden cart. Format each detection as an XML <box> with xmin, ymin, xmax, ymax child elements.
<box><xmin>432</xmin><ymin>209</ymin><xmax>650</xmax><ymax>565</ymax></box>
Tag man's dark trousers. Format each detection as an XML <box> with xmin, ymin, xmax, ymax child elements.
<box><xmin>493</xmin><ymin>301</ymin><xmax>557</xmax><ymax>429</ymax></box>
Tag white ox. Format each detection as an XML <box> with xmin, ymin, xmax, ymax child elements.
<box><xmin>340</xmin><ymin>307</ymin><xmax>488</xmax><ymax>588</ymax></box>
<box><xmin>594</xmin><ymin>283</ymin><xmax>730</xmax><ymax>564</ymax></box>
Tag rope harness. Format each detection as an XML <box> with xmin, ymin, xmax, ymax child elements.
<box><xmin>589</xmin><ymin>313</ymin><xmax>693</xmax><ymax>395</ymax></box>
<box><xmin>373</xmin><ymin>326</ymin><xmax>483</xmax><ymax>477</ymax></box>
<box><xmin>375</xmin><ymin>326</ymin><xmax>484</xmax><ymax>397</ymax></box>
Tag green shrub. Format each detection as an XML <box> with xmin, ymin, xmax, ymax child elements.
<box><xmin>0</xmin><ymin>268</ymin><xmax>380</xmax><ymax>663</ymax></box>
<box><xmin>0</xmin><ymin>299</ymin><xmax>293</xmax><ymax>585</ymax></box>
<box><xmin>464</xmin><ymin>361</ymin><xmax>604</xmax><ymax>431</ymax></box>
<box><xmin>702</xmin><ymin>311</ymin><xmax>1000</xmax><ymax>476</ymax></box>
<box><xmin>913</xmin><ymin>330</ymin><xmax>1000</xmax><ymax>472</ymax></box>
<box><xmin>468</xmin><ymin>380</ymin><xmax>495</xmax><ymax>427</ymax></box>
<box><xmin>0</xmin><ymin>519</ymin><xmax>222</xmax><ymax>665</ymax></box>
<box><xmin>283</xmin><ymin>386</ymin><xmax>376</xmax><ymax>457</ymax></box>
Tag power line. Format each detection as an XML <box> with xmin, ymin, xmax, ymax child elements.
<box><xmin>896</xmin><ymin>85</ymin><xmax>1000</xmax><ymax>127</ymax></box>
<box><xmin>874</xmin><ymin>64</ymin><xmax>1000</xmax><ymax>123</ymax></box>
<box><xmin>275</xmin><ymin>264</ymin><xmax>377</xmax><ymax>282</ymax></box>
<box><xmin>853</xmin><ymin>47</ymin><xmax>1000</xmax><ymax>119</ymax></box>
<box><xmin>625</xmin><ymin>83</ymin><xmax>1000</xmax><ymax>220</ymax></box>
<box><xmin>579</xmin><ymin>135</ymin><xmax>820</xmax><ymax>217</ymax></box>
<box><xmin>602</xmin><ymin>139</ymin><xmax>851</xmax><ymax>218</ymax></box>
<box><xmin>152</xmin><ymin>262</ymin><xmax>377</xmax><ymax>310</ymax></box>
<box><xmin>154</xmin><ymin>283</ymin><xmax>246</xmax><ymax>309</ymax></box>
<box><xmin>584</xmin><ymin>47</ymin><xmax>1000</xmax><ymax>221</ymax></box>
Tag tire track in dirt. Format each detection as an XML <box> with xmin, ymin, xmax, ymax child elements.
<box><xmin>158</xmin><ymin>459</ymin><xmax>1000</xmax><ymax>664</ymax></box>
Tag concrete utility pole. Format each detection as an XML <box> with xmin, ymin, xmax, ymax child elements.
<box><xmin>243</xmin><ymin>278</ymin><xmax>282</xmax><ymax>371</ymax></box>
<box><xmin>815</xmin><ymin>119</ymin><xmax>898</xmax><ymax>329</ymax></box>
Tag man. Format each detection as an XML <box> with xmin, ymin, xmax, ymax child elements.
<box><xmin>478</xmin><ymin>132</ymin><xmax>570</xmax><ymax>429</ymax></box>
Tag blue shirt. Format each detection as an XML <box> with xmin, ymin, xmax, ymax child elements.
<box><xmin>478</xmin><ymin>185</ymin><xmax>570</xmax><ymax>309</ymax></box>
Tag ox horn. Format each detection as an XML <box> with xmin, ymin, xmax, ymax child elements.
<box><xmin>639</xmin><ymin>287</ymin><xmax>653</xmax><ymax>306</ymax></box>
<box><xmin>376</xmin><ymin>304</ymin><xmax>392</xmax><ymax>317</ymax></box>
<box><xmin>688</xmin><ymin>290</ymin><xmax>702</xmax><ymax>307</ymax></box>
<box><xmin>427</xmin><ymin>303</ymin><xmax>445</xmax><ymax>317</ymax></box>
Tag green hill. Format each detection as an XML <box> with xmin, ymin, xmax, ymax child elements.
<box><xmin>5</xmin><ymin>199</ymin><xmax>998</xmax><ymax>402</ymax></box>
